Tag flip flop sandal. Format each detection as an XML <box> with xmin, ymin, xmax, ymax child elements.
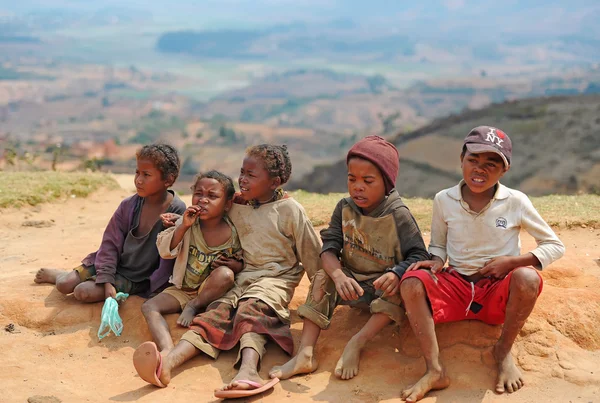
<box><xmin>133</xmin><ymin>341</ymin><xmax>166</xmax><ymax>388</ymax></box>
<box><xmin>214</xmin><ymin>377</ymin><xmax>280</xmax><ymax>399</ymax></box>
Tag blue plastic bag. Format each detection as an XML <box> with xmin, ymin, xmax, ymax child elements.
<box><xmin>98</xmin><ymin>292</ymin><xmax>129</xmax><ymax>341</ymax></box>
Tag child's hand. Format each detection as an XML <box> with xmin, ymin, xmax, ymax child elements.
<box><xmin>182</xmin><ymin>206</ymin><xmax>201</xmax><ymax>228</ymax></box>
<box><xmin>104</xmin><ymin>283</ymin><xmax>117</xmax><ymax>299</ymax></box>
<box><xmin>212</xmin><ymin>257</ymin><xmax>243</xmax><ymax>274</ymax></box>
<box><xmin>161</xmin><ymin>212</ymin><xmax>181</xmax><ymax>228</ymax></box>
<box><xmin>479</xmin><ymin>256</ymin><xmax>515</xmax><ymax>279</ymax></box>
<box><xmin>406</xmin><ymin>259</ymin><xmax>444</xmax><ymax>274</ymax></box>
<box><xmin>374</xmin><ymin>272</ymin><xmax>400</xmax><ymax>297</ymax></box>
<box><xmin>332</xmin><ymin>273</ymin><xmax>364</xmax><ymax>301</ymax></box>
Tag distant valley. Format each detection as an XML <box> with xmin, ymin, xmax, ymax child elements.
<box><xmin>1</xmin><ymin>1</ymin><xmax>599</xmax><ymax>196</ymax></box>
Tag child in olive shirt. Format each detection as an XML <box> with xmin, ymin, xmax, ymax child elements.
<box><xmin>142</xmin><ymin>170</ymin><xmax>243</xmax><ymax>354</ymax></box>
<box><xmin>270</xmin><ymin>135</ymin><xmax>429</xmax><ymax>381</ymax></box>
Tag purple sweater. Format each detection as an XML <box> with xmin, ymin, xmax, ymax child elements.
<box><xmin>81</xmin><ymin>191</ymin><xmax>186</xmax><ymax>295</ymax></box>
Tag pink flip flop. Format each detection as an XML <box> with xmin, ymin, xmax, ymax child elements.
<box><xmin>133</xmin><ymin>341</ymin><xmax>166</xmax><ymax>388</ymax></box>
<box><xmin>214</xmin><ymin>377</ymin><xmax>280</xmax><ymax>399</ymax></box>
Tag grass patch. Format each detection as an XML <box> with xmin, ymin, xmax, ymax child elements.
<box><xmin>290</xmin><ymin>190</ymin><xmax>433</xmax><ymax>229</ymax></box>
<box><xmin>289</xmin><ymin>190</ymin><xmax>346</xmax><ymax>226</ymax></box>
<box><xmin>2</xmin><ymin>176</ymin><xmax>597</xmax><ymax>230</ymax></box>
<box><xmin>533</xmin><ymin>194</ymin><xmax>600</xmax><ymax>229</ymax></box>
<box><xmin>290</xmin><ymin>190</ymin><xmax>600</xmax><ymax>231</ymax></box>
<box><xmin>0</xmin><ymin>172</ymin><xmax>119</xmax><ymax>209</ymax></box>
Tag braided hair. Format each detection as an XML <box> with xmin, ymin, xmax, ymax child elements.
<box><xmin>136</xmin><ymin>143</ymin><xmax>181</xmax><ymax>183</ymax></box>
<box><xmin>246</xmin><ymin>144</ymin><xmax>292</xmax><ymax>185</ymax></box>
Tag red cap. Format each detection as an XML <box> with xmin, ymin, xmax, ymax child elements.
<box><xmin>347</xmin><ymin>135</ymin><xmax>399</xmax><ymax>194</ymax></box>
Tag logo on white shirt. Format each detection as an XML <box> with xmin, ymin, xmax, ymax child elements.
<box><xmin>495</xmin><ymin>217</ymin><xmax>507</xmax><ymax>228</ymax></box>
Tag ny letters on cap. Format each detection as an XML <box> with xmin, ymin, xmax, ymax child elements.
<box><xmin>463</xmin><ymin>126</ymin><xmax>512</xmax><ymax>167</ymax></box>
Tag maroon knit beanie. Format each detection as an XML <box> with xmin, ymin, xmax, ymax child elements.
<box><xmin>346</xmin><ymin>135</ymin><xmax>399</xmax><ymax>194</ymax></box>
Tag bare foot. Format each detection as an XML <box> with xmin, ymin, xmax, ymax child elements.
<box><xmin>34</xmin><ymin>268</ymin><xmax>63</xmax><ymax>284</ymax></box>
<box><xmin>401</xmin><ymin>369</ymin><xmax>450</xmax><ymax>402</ymax></box>
<box><xmin>177</xmin><ymin>305</ymin><xmax>196</xmax><ymax>327</ymax></box>
<box><xmin>334</xmin><ymin>336</ymin><xmax>364</xmax><ymax>380</ymax></box>
<box><xmin>218</xmin><ymin>366</ymin><xmax>265</xmax><ymax>392</ymax></box>
<box><xmin>493</xmin><ymin>344</ymin><xmax>524</xmax><ymax>394</ymax></box>
<box><xmin>158</xmin><ymin>355</ymin><xmax>173</xmax><ymax>386</ymax></box>
<box><xmin>269</xmin><ymin>348</ymin><xmax>318</xmax><ymax>380</ymax></box>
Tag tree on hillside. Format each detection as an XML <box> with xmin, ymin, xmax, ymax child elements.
<box><xmin>51</xmin><ymin>144</ymin><xmax>63</xmax><ymax>171</ymax></box>
<box><xmin>81</xmin><ymin>157</ymin><xmax>105</xmax><ymax>172</ymax></box>
<box><xmin>218</xmin><ymin>125</ymin><xmax>240</xmax><ymax>146</ymax></box>
<box><xmin>181</xmin><ymin>155</ymin><xmax>200</xmax><ymax>176</ymax></box>
<box><xmin>3</xmin><ymin>148</ymin><xmax>16</xmax><ymax>167</ymax></box>
<box><xmin>378</xmin><ymin>111</ymin><xmax>401</xmax><ymax>134</ymax></box>
<box><xmin>367</xmin><ymin>74</ymin><xmax>393</xmax><ymax>94</ymax></box>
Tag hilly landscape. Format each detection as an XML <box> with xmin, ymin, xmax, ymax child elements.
<box><xmin>196</xmin><ymin>67</ymin><xmax>600</xmax><ymax>133</ymax></box>
<box><xmin>1</xmin><ymin>1</ymin><xmax>600</xmax><ymax>196</ymax></box>
<box><xmin>291</xmin><ymin>94</ymin><xmax>600</xmax><ymax>197</ymax></box>
<box><xmin>1</xmin><ymin>3</ymin><xmax>600</xmax><ymax>402</ymax></box>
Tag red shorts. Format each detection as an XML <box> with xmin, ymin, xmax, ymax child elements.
<box><xmin>401</xmin><ymin>268</ymin><xmax>543</xmax><ymax>325</ymax></box>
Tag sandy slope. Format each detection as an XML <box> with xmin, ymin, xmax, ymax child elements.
<box><xmin>1</xmin><ymin>181</ymin><xmax>599</xmax><ymax>403</ymax></box>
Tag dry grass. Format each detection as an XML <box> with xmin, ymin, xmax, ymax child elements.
<box><xmin>290</xmin><ymin>190</ymin><xmax>434</xmax><ymax>230</ymax></box>
<box><xmin>0</xmin><ymin>173</ymin><xmax>597</xmax><ymax>230</ymax></box>
<box><xmin>533</xmin><ymin>194</ymin><xmax>600</xmax><ymax>229</ymax></box>
<box><xmin>289</xmin><ymin>190</ymin><xmax>346</xmax><ymax>226</ymax></box>
<box><xmin>0</xmin><ymin>172</ymin><xmax>119</xmax><ymax>209</ymax></box>
<box><xmin>290</xmin><ymin>190</ymin><xmax>600</xmax><ymax>231</ymax></box>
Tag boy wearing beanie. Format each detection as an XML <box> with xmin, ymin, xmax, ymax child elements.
<box><xmin>269</xmin><ymin>135</ymin><xmax>430</xmax><ymax>381</ymax></box>
<box><xmin>400</xmin><ymin>126</ymin><xmax>565</xmax><ymax>401</ymax></box>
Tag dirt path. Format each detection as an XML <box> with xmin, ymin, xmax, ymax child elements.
<box><xmin>1</xmin><ymin>182</ymin><xmax>599</xmax><ymax>403</ymax></box>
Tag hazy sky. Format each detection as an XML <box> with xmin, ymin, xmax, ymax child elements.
<box><xmin>1</xmin><ymin>0</ymin><xmax>599</xmax><ymax>38</ymax></box>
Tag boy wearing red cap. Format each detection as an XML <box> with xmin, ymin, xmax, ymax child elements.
<box><xmin>269</xmin><ymin>135</ymin><xmax>430</xmax><ymax>381</ymax></box>
<box><xmin>400</xmin><ymin>126</ymin><xmax>565</xmax><ymax>401</ymax></box>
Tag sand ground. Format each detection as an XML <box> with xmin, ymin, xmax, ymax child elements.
<box><xmin>1</xmin><ymin>178</ymin><xmax>599</xmax><ymax>403</ymax></box>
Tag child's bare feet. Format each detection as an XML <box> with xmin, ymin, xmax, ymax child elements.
<box><xmin>157</xmin><ymin>351</ymin><xmax>176</xmax><ymax>386</ymax></box>
<box><xmin>218</xmin><ymin>365</ymin><xmax>265</xmax><ymax>392</ymax></box>
<box><xmin>177</xmin><ymin>305</ymin><xmax>196</xmax><ymax>327</ymax></box>
<box><xmin>493</xmin><ymin>344</ymin><xmax>524</xmax><ymax>393</ymax></box>
<box><xmin>269</xmin><ymin>348</ymin><xmax>318</xmax><ymax>380</ymax></box>
<box><xmin>34</xmin><ymin>268</ymin><xmax>63</xmax><ymax>284</ymax></box>
<box><xmin>401</xmin><ymin>368</ymin><xmax>450</xmax><ymax>402</ymax></box>
<box><xmin>334</xmin><ymin>336</ymin><xmax>365</xmax><ymax>380</ymax></box>
<box><xmin>157</xmin><ymin>365</ymin><xmax>171</xmax><ymax>386</ymax></box>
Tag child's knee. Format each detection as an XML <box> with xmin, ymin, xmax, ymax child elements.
<box><xmin>55</xmin><ymin>271</ymin><xmax>79</xmax><ymax>295</ymax></box>
<box><xmin>400</xmin><ymin>277</ymin><xmax>426</xmax><ymax>301</ymax></box>
<box><xmin>371</xmin><ymin>298</ymin><xmax>404</xmax><ymax>324</ymax></box>
<box><xmin>73</xmin><ymin>283</ymin><xmax>91</xmax><ymax>301</ymax></box>
<box><xmin>212</xmin><ymin>266</ymin><xmax>235</xmax><ymax>286</ymax></box>
<box><xmin>510</xmin><ymin>267</ymin><xmax>540</xmax><ymax>296</ymax></box>
<box><xmin>141</xmin><ymin>299</ymin><xmax>158</xmax><ymax>317</ymax></box>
